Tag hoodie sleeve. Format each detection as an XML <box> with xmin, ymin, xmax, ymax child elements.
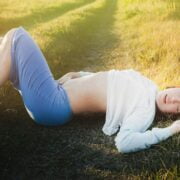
<box><xmin>115</xmin><ymin>110</ymin><xmax>173</xmax><ymax>153</ymax></box>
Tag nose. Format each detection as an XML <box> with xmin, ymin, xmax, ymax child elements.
<box><xmin>169</xmin><ymin>97</ymin><xmax>180</xmax><ymax>104</ymax></box>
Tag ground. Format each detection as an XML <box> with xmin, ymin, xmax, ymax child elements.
<box><xmin>0</xmin><ymin>0</ymin><xmax>179</xmax><ymax>179</ymax></box>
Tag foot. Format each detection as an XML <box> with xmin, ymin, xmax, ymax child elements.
<box><xmin>0</xmin><ymin>28</ymin><xmax>17</xmax><ymax>87</ymax></box>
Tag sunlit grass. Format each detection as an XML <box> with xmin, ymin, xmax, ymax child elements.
<box><xmin>0</xmin><ymin>0</ymin><xmax>80</xmax><ymax>18</ymax></box>
<box><xmin>31</xmin><ymin>0</ymin><xmax>106</xmax><ymax>51</ymax></box>
<box><xmin>113</xmin><ymin>0</ymin><xmax>180</xmax><ymax>88</ymax></box>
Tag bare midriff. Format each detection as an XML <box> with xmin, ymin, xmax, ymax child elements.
<box><xmin>62</xmin><ymin>71</ymin><xmax>108</xmax><ymax>114</ymax></box>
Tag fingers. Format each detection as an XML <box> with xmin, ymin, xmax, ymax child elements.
<box><xmin>58</xmin><ymin>76</ymin><xmax>71</xmax><ymax>84</ymax></box>
<box><xmin>170</xmin><ymin>120</ymin><xmax>180</xmax><ymax>134</ymax></box>
<box><xmin>57</xmin><ymin>72</ymin><xmax>81</xmax><ymax>85</ymax></box>
<box><xmin>57</xmin><ymin>72</ymin><xmax>74</xmax><ymax>84</ymax></box>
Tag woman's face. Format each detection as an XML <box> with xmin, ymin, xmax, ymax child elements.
<box><xmin>156</xmin><ymin>88</ymin><xmax>180</xmax><ymax>114</ymax></box>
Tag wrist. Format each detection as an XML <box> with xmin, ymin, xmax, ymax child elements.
<box><xmin>169</xmin><ymin>125</ymin><xmax>178</xmax><ymax>135</ymax></box>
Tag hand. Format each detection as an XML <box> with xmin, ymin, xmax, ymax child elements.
<box><xmin>57</xmin><ymin>72</ymin><xmax>80</xmax><ymax>84</ymax></box>
<box><xmin>170</xmin><ymin>120</ymin><xmax>180</xmax><ymax>135</ymax></box>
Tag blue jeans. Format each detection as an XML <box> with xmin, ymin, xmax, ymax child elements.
<box><xmin>10</xmin><ymin>27</ymin><xmax>72</xmax><ymax>125</ymax></box>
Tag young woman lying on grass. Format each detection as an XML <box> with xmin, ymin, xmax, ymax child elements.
<box><xmin>0</xmin><ymin>27</ymin><xmax>180</xmax><ymax>153</ymax></box>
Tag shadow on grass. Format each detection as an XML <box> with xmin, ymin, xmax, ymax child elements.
<box><xmin>0</xmin><ymin>0</ymin><xmax>96</xmax><ymax>34</ymax></box>
<box><xmin>0</xmin><ymin>113</ymin><xmax>179</xmax><ymax>179</ymax></box>
<box><xmin>43</xmin><ymin>0</ymin><xmax>119</xmax><ymax>77</ymax></box>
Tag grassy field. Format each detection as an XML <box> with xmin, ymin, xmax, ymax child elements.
<box><xmin>0</xmin><ymin>0</ymin><xmax>180</xmax><ymax>179</ymax></box>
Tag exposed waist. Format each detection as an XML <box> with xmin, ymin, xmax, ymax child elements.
<box><xmin>62</xmin><ymin>71</ymin><xmax>108</xmax><ymax>114</ymax></box>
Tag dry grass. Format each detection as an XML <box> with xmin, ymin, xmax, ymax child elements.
<box><xmin>110</xmin><ymin>0</ymin><xmax>180</xmax><ymax>88</ymax></box>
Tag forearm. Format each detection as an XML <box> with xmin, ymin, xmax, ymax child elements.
<box><xmin>115</xmin><ymin>125</ymin><xmax>174</xmax><ymax>153</ymax></box>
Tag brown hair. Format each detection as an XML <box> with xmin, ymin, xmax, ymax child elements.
<box><xmin>166</xmin><ymin>86</ymin><xmax>180</xmax><ymax>89</ymax></box>
<box><xmin>155</xmin><ymin>109</ymin><xmax>180</xmax><ymax>122</ymax></box>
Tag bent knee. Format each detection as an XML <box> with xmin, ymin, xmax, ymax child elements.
<box><xmin>0</xmin><ymin>29</ymin><xmax>17</xmax><ymax>86</ymax></box>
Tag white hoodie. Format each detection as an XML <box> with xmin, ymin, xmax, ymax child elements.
<box><xmin>103</xmin><ymin>69</ymin><xmax>172</xmax><ymax>153</ymax></box>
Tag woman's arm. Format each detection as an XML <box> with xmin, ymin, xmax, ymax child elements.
<box><xmin>57</xmin><ymin>71</ymin><xmax>94</xmax><ymax>84</ymax></box>
<box><xmin>115</xmin><ymin>111</ymin><xmax>180</xmax><ymax>153</ymax></box>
